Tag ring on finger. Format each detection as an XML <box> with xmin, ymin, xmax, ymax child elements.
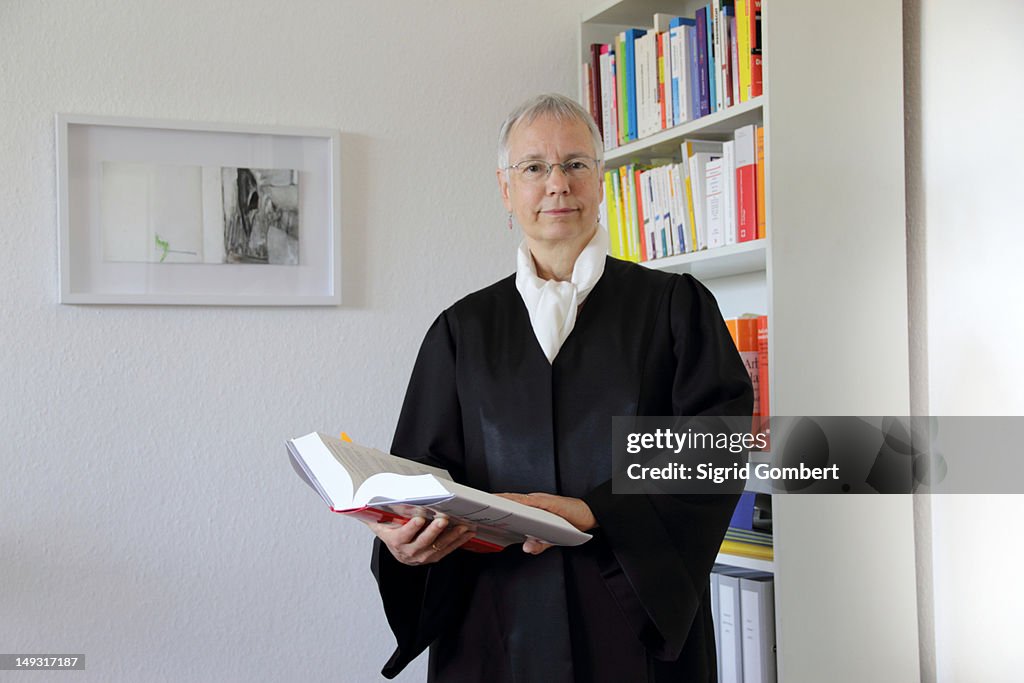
<box><xmin>431</xmin><ymin>542</ymin><xmax>441</xmax><ymax>552</ymax></box>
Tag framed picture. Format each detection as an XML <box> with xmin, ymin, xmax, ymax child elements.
<box><xmin>56</xmin><ymin>114</ymin><xmax>341</xmax><ymax>305</ymax></box>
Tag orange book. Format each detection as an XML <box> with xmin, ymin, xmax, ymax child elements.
<box><xmin>725</xmin><ymin>315</ymin><xmax>760</xmax><ymax>421</ymax></box>
<box><xmin>756</xmin><ymin>315</ymin><xmax>770</xmax><ymax>444</ymax></box>
<box><xmin>755</xmin><ymin>125</ymin><xmax>766</xmax><ymax>239</ymax></box>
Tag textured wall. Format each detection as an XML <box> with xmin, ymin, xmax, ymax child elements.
<box><xmin>0</xmin><ymin>1</ymin><xmax>586</xmax><ymax>680</ymax></box>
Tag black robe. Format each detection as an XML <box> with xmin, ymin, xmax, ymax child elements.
<box><xmin>371</xmin><ymin>257</ymin><xmax>753</xmax><ymax>682</ymax></box>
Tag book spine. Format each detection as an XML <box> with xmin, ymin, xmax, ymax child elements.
<box><xmin>718</xmin><ymin>574</ymin><xmax>744</xmax><ymax>682</ymax></box>
<box><xmin>589</xmin><ymin>43</ymin><xmax>603</xmax><ymax>139</ymax></box>
<box><xmin>757</xmin><ymin>315</ymin><xmax>769</xmax><ymax>441</ymax></box>
<box><xmin>721</xmin><ymin>4</ymin><xmax>734</xmax><ymax>108</ymax></box>
<box><xmin>600</xmin><ymin>46</ymin><xmax>613</xmax><ymax>151</ymax></box>
<box><xmin>604</xmin><ymin>170</ymin><xmax>619</xmax><ymax>258</ymax></box>
<box><xmin>756</xmin><ymin>125</ymin><xmax>766</xmax><ymax>238</ymax></box>
<box><xmin>688</xmin><ymin>25</ymin><xmax>701</xmax><ymax>119</ymax></box>
<box><xmin>695</xmin><ymin>8</ymin><xmax>711</xmax><ymax>117</ymax></box>
<box><xmin>706</xmin><ymin>3</ymin><xmax>717</xmax><ymax>114</ymax></box>
<box><xmin>625</xmin><ymin>29</ymin><xmax>646</xmax><ymax>141</ymax></box>
<box><xmin>736</xmin><ymin>0</ymin><xmax>750</xmax><ymax>102</ymax></box>
<box><xmin>730</xmin><ymin>13</ymin><xmax>740</xmax><ymax>106</ymax></box>
<box><xmin>750</xmin><ymin>0</ymin><xmax>763</xmax><ymax>99</ymax></box>
<box><xmin>735</xmin><ymin>124</ymin><xmax>757</xmax><ymax>242</ymax></box>
<box><xmin>617</xmin><ymin>32</ymin><xmax>628</xmax><ymax>145</ymax></box>
<box><xmin>740</xmin><ymin>577</ymin><xmax>777</xmax><ymax>683</ymax></box>
<box><xmin>705</xmin><ymin>157</ymin><xmax>724</xmax><ymax>249</ymax></box>
<box><xmin>723</xmin><ymin>139</ymin><xmax>737</xmax><ymax>245</ymax></box>
<box><xmin>636</xmin><ymin>168</ymin><xmax>650</xmax><ymax>262</ymax></box>
<box><xmin>669</xmin><ymin>25</ymin><xmax>681</xmax><ymax>125</ymax></box>
<box><xmin>658</xmin><ymin>31</ymin><xmax>668</xmax><ymax>131</ymax></box>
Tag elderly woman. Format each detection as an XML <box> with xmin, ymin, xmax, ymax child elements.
<box><xmin>367</xmin><ymin>93</ymin><xmax>753</xmax><ymax>682</ymax></box>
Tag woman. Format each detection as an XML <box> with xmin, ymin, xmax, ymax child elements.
<box><xmin>367</xmin><ymin>93</ymin><xmax>753</xmax><ymax>682</ymax></box>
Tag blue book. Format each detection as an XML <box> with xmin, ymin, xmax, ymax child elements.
<box><xmin>729</xmin><ymin>491</ymin><xmax>757</xmax><ymax>530</ymax></box>
<box><xmin>705</xmin><ymin>4</ymin><xmax>717</xmax><ymax>114</ymax></box>
<box><xmin>623</xmin><ymin>28</ymin><xmax>646</xmax><ymax>142</ymax></box>
<box><xmin>669</xmin><ymin>17</ymin><xmax>696</xmax><ymax>126</ymax></box>
<box><xmin>688</xmin><ymin>25</ymin><xmax>700</xmax><ymax>120</ymax></box>
<box><xmin>695</xmin><ymin>7</ymin><xmax>710</xmax><ymax>117</ymax></box>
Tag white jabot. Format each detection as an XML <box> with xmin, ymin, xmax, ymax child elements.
<box><xmin>515</xmin><ymin>227</ymin><xmax>610</xmax><ymax>363</ymax></box>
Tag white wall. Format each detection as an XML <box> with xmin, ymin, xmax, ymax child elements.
<box><xmin>910</xmin><ymin>0</ymin><xmax>1024</xmax><ymax>680</ymax></box>
<box><xmin>0</xmin><ymin>1</ymin><xmax>586</xmax><ymax>680</ymax></box>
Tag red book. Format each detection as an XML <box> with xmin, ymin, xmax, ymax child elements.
<box><xmin>287</xmin><ymin>432</ymin><xmax>592</xmax><ymax>554</ymax></box>
<box><xmin>343</xmin><ymin>506</ymin><xmax>504</xmax><ymax>553</ymax></box>
<box><xmin>589</xmin><ymin>43</ymin><xmax>604</xmax><ymax>137</ymax></box>
<box><xmin>750</xmin><ymin>0</ymin><xmax>763</xmax><ymax>98</ymax></box>
<box><xmin>734</xmin><ymin>124</ymin><xmax>758</xmax><ymax>242</ymax></box>
<box><xmin>755</xmin><ymin>125</ymin><xmax>766</xmax><ymax>239</ymax></box>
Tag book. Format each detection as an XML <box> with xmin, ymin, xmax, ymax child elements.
<box><xmin>670</xmin><ymin>18</ymin><xmax>696</xmax><ymax>125</ymax></box>
<box><xmin>750</xmin><ymin>0</ymin><xmax>763</xmax><ymax>99</ymax></box>
<box><xmin>695</xmin><ymin>6</ymin><xmax>711</xmax><ymax>117</ymax></box>
<box><xmin>718</xmin><ymin>571</ymin><xmax>744</xmax><ymax>682</ymax></box>
<box><xmin>735</xmin><ymin>124</ymin><xmax>758</xmax><ymax>242</ymax></box>
<box><xmin>681</xmin><ymin>139</ymin><xmax>724</xmax><ymax>251</ymax></box>
<box><xmin>756</xmin><ymin>315</ymin><xmax>770</xmax><ymax>441</ymax></box>
<box><xmin>705</xmin><ymin>157</ymin><xmax>725</xmax><ymax>249</ymax></box>
<box><xmin>740</xmin><ymin>574</ymin><xmax>777</xmax><ymax>683</ymax></box>
<box><xmin>725</xmin><ymin>314</ymin><xmax>760</xmax><ymax>419</ymax></box>
<box><xmin>624</xmin><ymin>28</ymin><xmax>647</xmax><ymax>141</ymax></box>
<box><xmin>588</xmin><ymin>43</ymin><xmax>603</xmax><ymax>139</ymax></box>
<box><xmin>723</xmin><ymin>139</ymin><xmax>737</xmax><ymax>245</ymax></box>
<box><xmin>720</xmin><ymin>539</ymin><xmax>774</xmax><ymax>561</ymax></box>
<box><xmin>735</xmin><ymin>0</ymin><xmax>750</xmax><ymax>102</ymax></box>
<box><xmin>287</xmin><ymin>432</ymin><xmax>592</xmax><ymax>552</ymax></box>
<box><xmin>755</xmin><ymin>125</ymin><xmax>766</xmax><ymax>238</ymax></box>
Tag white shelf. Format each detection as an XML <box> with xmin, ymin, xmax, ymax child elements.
<box><xmin>604</xmin><ymin>98</ymin><xmax>765</xmax><ymax>165</ymax></box>
<box><xmin>639</xmin><ymin>238</ymin><xmax>766</xmax><ymax>280</ymax></box>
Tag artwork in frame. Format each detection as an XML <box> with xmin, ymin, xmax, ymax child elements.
<box><xmin>57</xmin><ymin>114</ymin><xmax>340</xmax><ymax>305</ymax></box>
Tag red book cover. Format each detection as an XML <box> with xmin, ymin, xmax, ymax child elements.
<box><xmin>734</xmin><ymin>124</ymin><xmax>758</xmax><ymax>242</ymax></box>
<box><xmin>341</xmin><ymin>506</ymin><xmax>504</xmax><ymax>553</ymax></box>
<box><xmin>755</xmin><ymin>125</ymin><xmax>766</xmax><ymax>238</ymax></box>
<box><xmin>756</xmin><ymin>315</ymin><xmax>770</xmax><ymax>444</ymax></box>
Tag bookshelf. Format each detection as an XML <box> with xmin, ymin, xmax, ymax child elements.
<box><xmin>579</xmin><ymin>1</ymin><xmax>920</xmax><ymax>681</ymax></box>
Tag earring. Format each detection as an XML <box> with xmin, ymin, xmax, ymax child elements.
<box><xmin>507</xmin><ymin>212</ymin><xmax>513</xmax><ymax>231</ymax></box>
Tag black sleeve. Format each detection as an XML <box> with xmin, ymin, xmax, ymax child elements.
<box><xmin>583</xmin><ymin>273</ymin><xmax>754</xmax><ymax>660</ymax></box>
<box><xmin>369</xmin><ymin>312</ymin><xmax>473</xmax><ymax>679</ymax></box>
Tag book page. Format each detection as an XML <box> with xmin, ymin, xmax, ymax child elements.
<box><xmin>315</xmin><ymin>433</ymin><xmax>451</xmax><ymax>489</ymax></box>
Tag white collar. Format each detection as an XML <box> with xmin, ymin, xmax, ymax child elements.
<box><xmin>514</xmin><ymin>227</ymin><xmax>609</xmax><ymax>363</ymax></box>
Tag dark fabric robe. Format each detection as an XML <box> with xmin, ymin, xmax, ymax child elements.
<box><xmin>371</xmin><ymin>257</ymin><xmax>754</xmax><ymax>682</ymax></box>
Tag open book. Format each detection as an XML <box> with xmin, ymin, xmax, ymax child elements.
<box><xmin>287</xmin><ymin>432</ymin><xmax>592</xmax><ymax>552</ymax></box>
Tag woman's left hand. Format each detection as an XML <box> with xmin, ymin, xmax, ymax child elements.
<box><xmin>495</xmin><ymin>492</ymin><xmax>597</xmax><ymax>555</ymax></box>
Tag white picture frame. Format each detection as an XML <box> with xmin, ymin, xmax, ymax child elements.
<box><xmin>56</xmin><ymin>114</ymin><xmax>341</xmax><ymax>305</ymax></box>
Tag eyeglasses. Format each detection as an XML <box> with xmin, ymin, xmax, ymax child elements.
<box><xmin>506</xmin><ymin>157</ymin><xmax>600</xmax><ymax>183</ymax></box>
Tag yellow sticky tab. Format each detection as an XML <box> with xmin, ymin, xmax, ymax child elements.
<box><xmin>339</xmin><ymin>432</ymin><xmax>353</xmax><ymax>442</ymax></box>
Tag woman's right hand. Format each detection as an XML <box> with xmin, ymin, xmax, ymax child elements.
<box><xmin>362</xmin><ymin>516</ymin><xmax>473</xmax><ymax>566</ymax></box>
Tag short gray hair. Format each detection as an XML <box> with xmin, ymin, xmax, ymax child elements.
<box><xmin>497</xmin><ymin>93</ymin><xmax>604</xmax><ymax>170</ymax></box>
